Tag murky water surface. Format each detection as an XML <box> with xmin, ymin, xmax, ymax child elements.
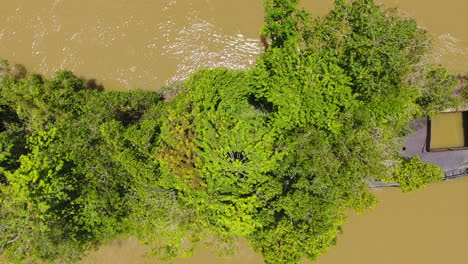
<box><xmin>1</xmin><ymin>0</ymin><xmax>467</xmax><ymax>263</ymax></box>
<box><xmin>430</xmin><ymin>112</ymin><xmax>465</xmax><ymax>149</ymax></box>
<box><xmin>0</xmin><ymin>0</ymin><xmax>265</xmax><ymax>90</ymax></box>
<box><xmin>316</xmin><ymin>178</ymin><xmax>468</xmax><ymax>264</ymax></box>
<box><xmin>1</xmin><ymin>0</ymin><xmax>466</xmax><ymax>91</ymax></box>
<box><xmin>78</xmin><ymin>179</ymin><xmax>468</xmax><ymax>264</ymax></box>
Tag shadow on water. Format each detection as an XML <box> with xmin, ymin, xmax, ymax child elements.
<box><xmin>161</xmin><ymin>81</ymin><xmax>184</xmax><ymax>102</ymax></box>
<box><xmin>260</xmin><ymin>34</ymin><xmax>270</xmax><ymax>51</ymax></box>
<box><xmin>10</xmin><ymin>64</ymin><xmax>27</xmax><ymax>79</ymax></box>
<box><xmin>0</xmin><ymin>61</ymin><xmax>28</xmax><ymax>79</ymax></box>
<box><xmin>2</xmin><ymin>61</ymin><xmax>105</xmax><ymax>92</ymax></box>
<box><xmin>83</xmin><ymin>78</ymin><xmax>105</xmax><ymax>91</ymax></box>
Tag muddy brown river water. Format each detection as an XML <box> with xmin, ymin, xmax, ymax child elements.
<box><xmin>1</xmin><ymin>0</ymin><xmax>467</xmax><ymax>263</ymax></box>
<box><xmin>1</xmin><ymin>0</ymin><xmax>466</xmax><ymax>90</ymax></box>
<box><xmin>79</xmin><ymin>178</ymin><xmax>468</xmax><ymax>264</ymax></box>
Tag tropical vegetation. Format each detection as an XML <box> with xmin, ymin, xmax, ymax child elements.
<box><xmin>0</xmin><ymin>0</ymin><xmax>462</xmax><ymax>263</ymax></box>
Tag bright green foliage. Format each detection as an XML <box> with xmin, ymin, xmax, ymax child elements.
<box><xmin>243</xmin><ymin>1</ymin><xmax>430</xmax><ymax>262</ymax></box>
<box><xmin>417</xmin><ymin>67</ymin><xmax>461</xmax><ymax>116</ymax></box>
<box><xmin>0</xmin><ymin>71</ymin><xmax>172</xmax><ymax>263</ymax></box>
<box><xmin>251</xmin><ymin>48</ymin><xmax>357</xmax><ymax>133</ymax></box>
<box><xmin>159</xmin><ymin>69</ymin><xmax>283</xmax><ymax>239</ymax></box>
<box><xmin>304</xmin><ymin>0</ymin><xmax>428</xmax><ymax>128</ymax></box>
<box><xmin>262</xmin><ymin>0</ymin><xmax>305</xmax><ymax>48</ymax></box>
<box><xmin>0</xmin><ymin>0</ymin><xmax>453</xmax><ymax>263</ymax></box>
<box><xmin>99</xmin><ymin>106</ymin><xmax>205</xmax><ymax>260</ymax></box>
<box><xmin>386</xmin><ymin>156</ymin><xmax>444</xmax><ymax>193</ymax></box>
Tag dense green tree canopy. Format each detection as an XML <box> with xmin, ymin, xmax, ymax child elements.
<box><xmin>0</xmin><ymin>0</ymin><xmax>461</xmax><ymax>263</ymax></box>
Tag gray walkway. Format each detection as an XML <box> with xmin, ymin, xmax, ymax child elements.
<box><xmin>371</xmin><ymin>119</ymin><xmax>468</xmax><ymax>188</ymax></box>
<box><xmin>403</xmin><ymin>119</ymin><xmax>468</xmax><ymax>171</ymax></box>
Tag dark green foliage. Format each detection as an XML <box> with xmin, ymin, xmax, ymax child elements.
<box><xmin>0</xmin><ymin>62</ymin><xmax>27</xmax><ymax>184</ymax></box>
<box><xmin>0</xmin><ymin>104</ymin><xmax>26</xmax><ymax>182</ymax></box>
<box><xmin>0</xmin><ymin>0</ymin><xmax>453</xmax><ymax>263</ymax></box>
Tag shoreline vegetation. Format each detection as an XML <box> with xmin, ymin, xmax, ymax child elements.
<box><xmin>0</xmin><ymin>0</ymin><xmax>466</xmax><ymax>263</ymax></box>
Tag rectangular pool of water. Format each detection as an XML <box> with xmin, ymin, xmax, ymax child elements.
<box><xmin>428</xmin><ymin>111</ymin><xmax>468</xmax><ymax>151</ymax></box>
